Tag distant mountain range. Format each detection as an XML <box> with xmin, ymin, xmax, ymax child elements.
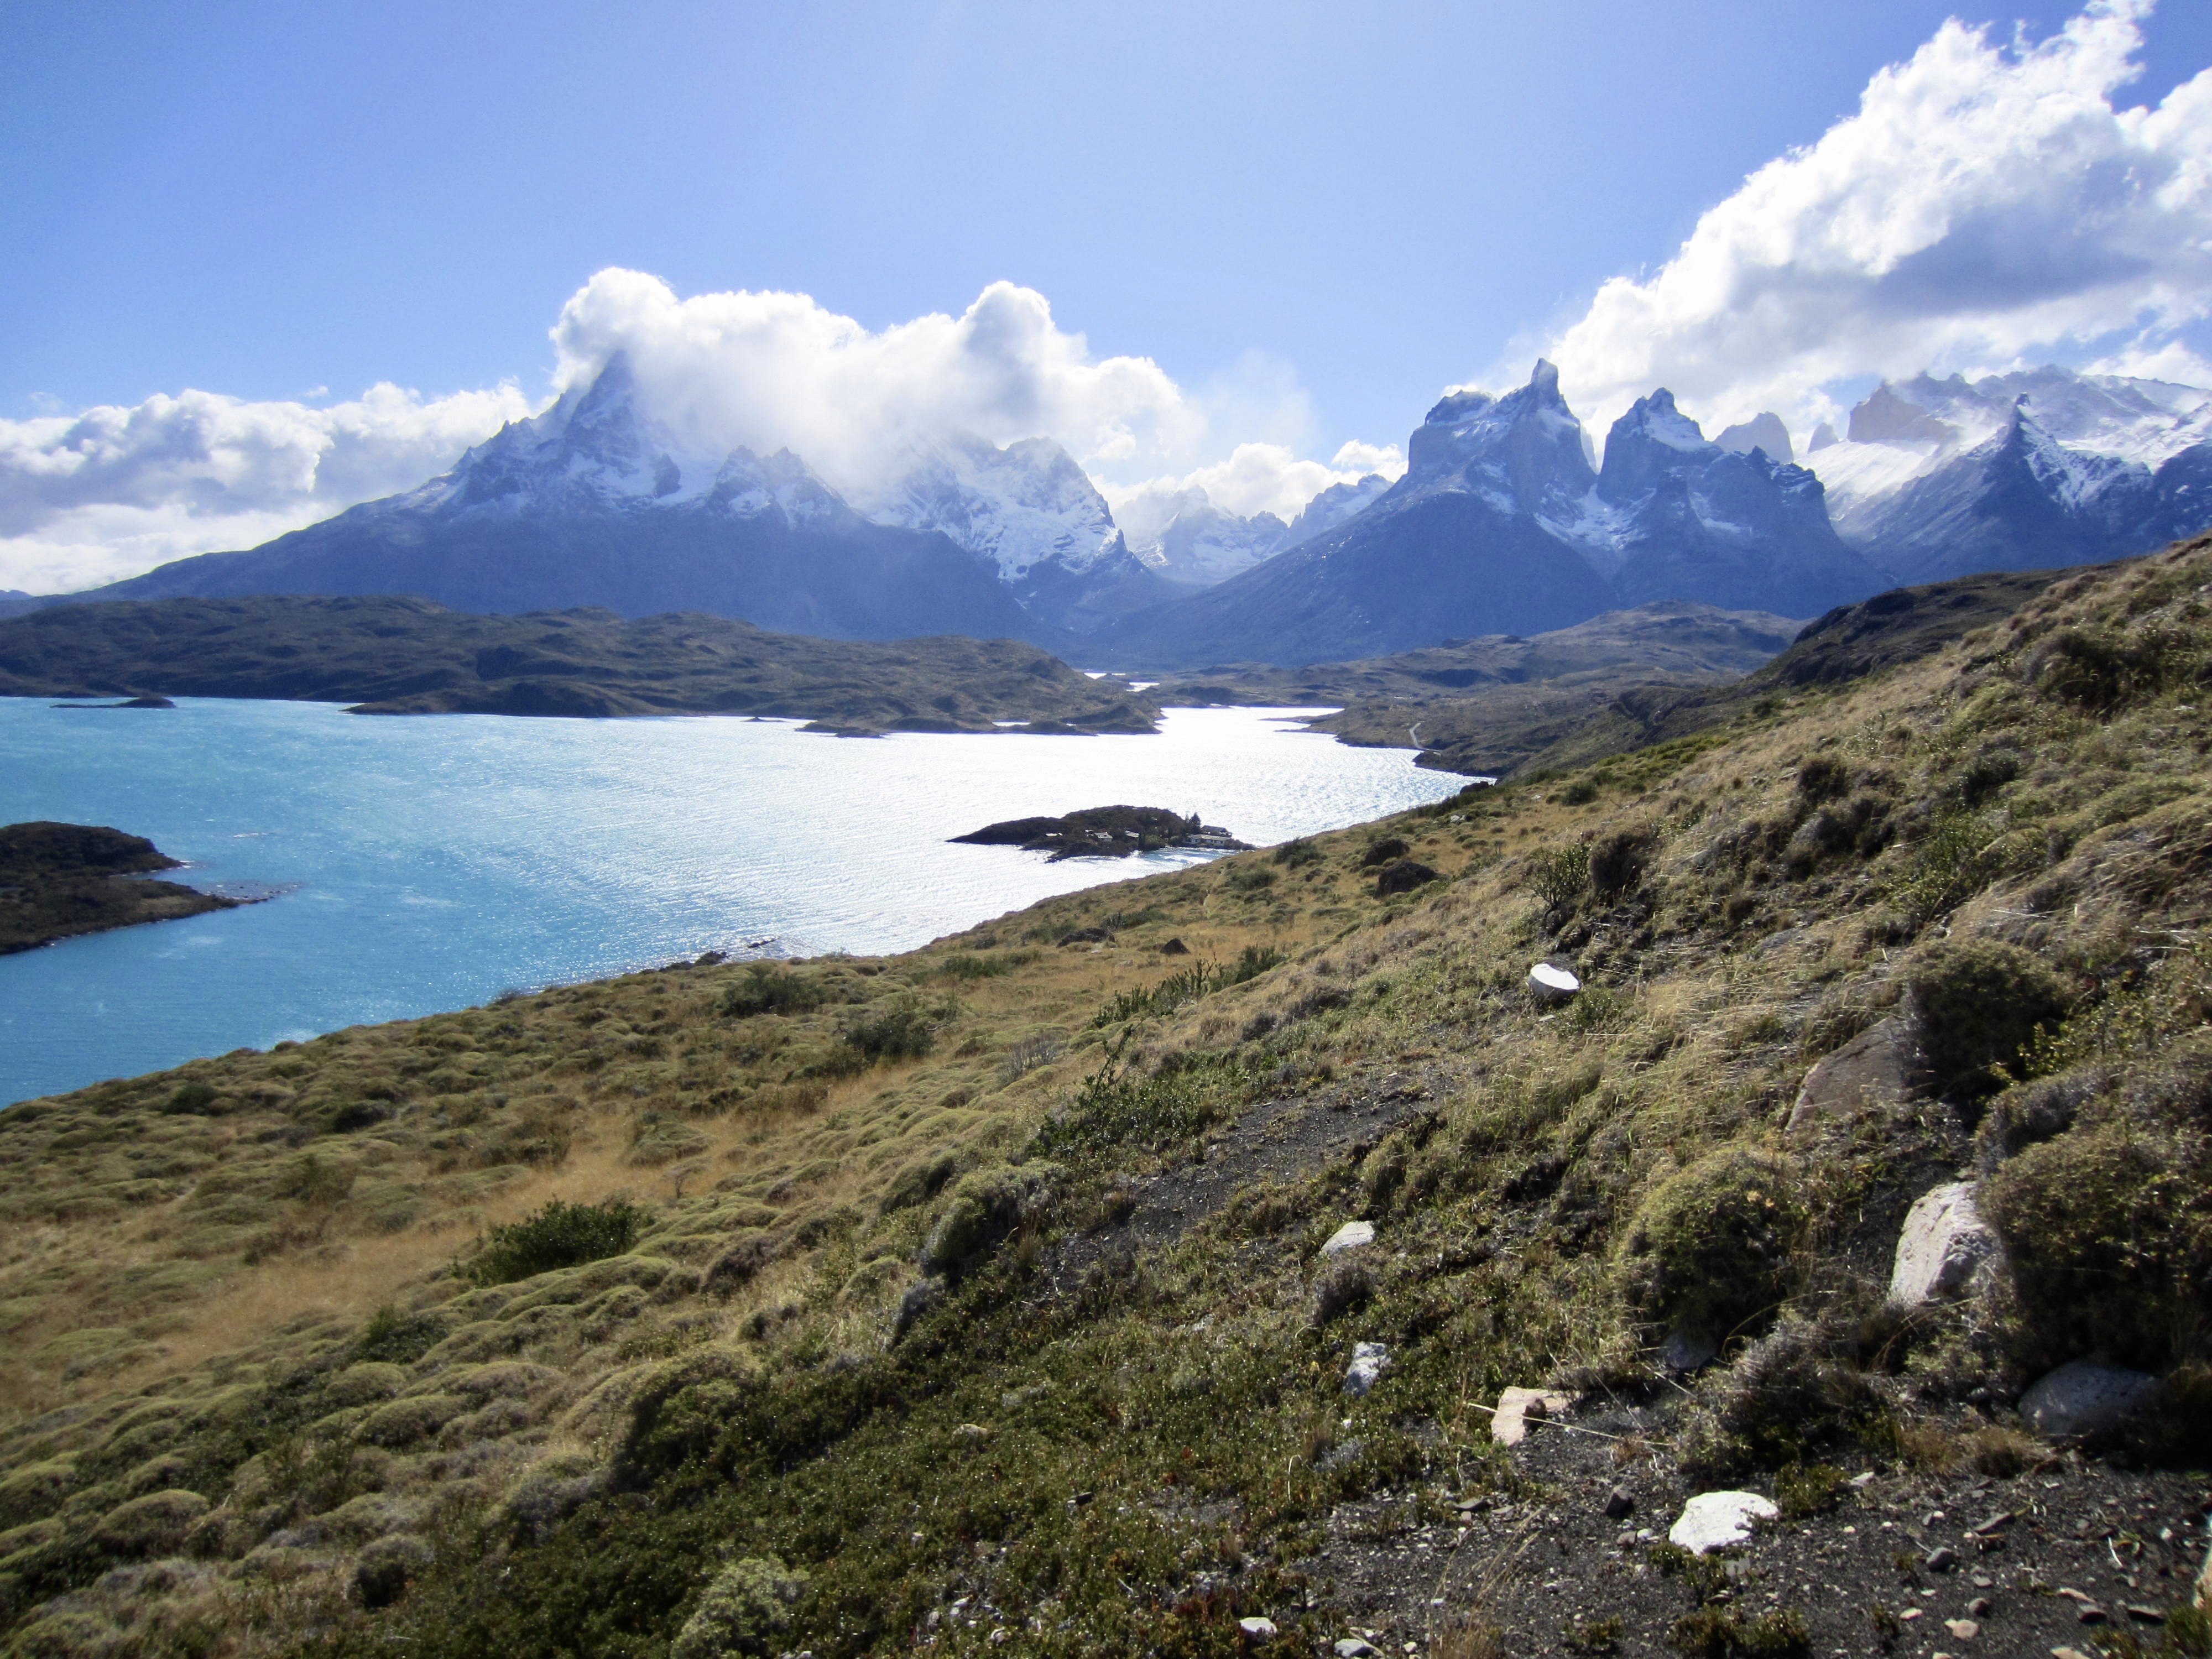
<box><xmin>10</xmin><ymin>353</ymin><xmax>2208</xmax><ymax>667</ymax></box>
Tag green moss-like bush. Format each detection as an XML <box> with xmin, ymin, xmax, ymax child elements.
<box><xmin>839</xmin><ymin>1005</ymin><xmax>937</xmax><ymax>1065</ymax></box>
<box><xmin>1907</xmin><ymin>938</ymin><xmax>2068</xmax><ymax>1102</ymax></box>
<box><xmin>718</xmin><ymin>966</ymin><xmax>823</xmax><ymax>1019</ymax></box>
<box><xmin>671</xmin><ymin>1555</ymin><xmax>807</xmax><ymax>1659</ymax></box>
<box><xmin>466</xmin><ymin>1198</ymin><xmax>648</xmax><ymax>1287</ymax></box>
<box><xmin>1983</xmin><ymin>1107</ymin><xmax>2212</xmax><ymax>1369</ymax></box>
<box><xmin>1620</xmin><ymin>1149</ymin><xmax>1807</xmax><ymax>1349</ymax></box>
<box><xmin>920</xmin><ymin>1165</ymin><xmax>1057</xmax><ymax>1280</ymax></box>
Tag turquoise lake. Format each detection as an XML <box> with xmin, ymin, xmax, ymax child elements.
<box><xmin>1</xmin><ymin>697</ymin><xmax>1462</xmax><ymax>1104</ymax></box>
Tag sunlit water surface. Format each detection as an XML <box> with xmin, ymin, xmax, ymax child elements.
<box><xmin>1</xmin><ymin>697</ymin><xmax>1460</xmax><ymax>1103</ymax></box>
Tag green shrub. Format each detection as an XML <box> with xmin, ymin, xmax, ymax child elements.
<box><xmin>1620</xmin><ymin>1149</ymin><xmax>1807</xmax><ymax>1349</ymax></box>
<box><xmin>1271</xmin><ymin>838</ymin><xmax>1322</xmax><ymax>866</ymax></box>
<box><xmin>1223</xmin><ymin>865</ymin><xmax>1277</xmax><ymax>894</ymax></box>
<box><xmin>1983</xmin><ymin>1106</ymin><xmax>2212</xmax><ymax>1369</ymax></box>
<box><xmin>936</xmin><ymin>952</ymin><xmax>1021</xmax><ymax>980</ymax></box>
<box><xmin>163</xmin><ymin>1082</ymin><xmax>218</xmax><ymax>1115</ymax></box>
<box><xmin>1908</xmin><ymin>938</ymin><xmax>2068</xmax><ymax>1101</ymax></box>
<box><xmin>718</xmin><ymin>966</ymin><xmax>824</xmax><ymax>1019</ymax></box>
<box><xmin>839</xmin><ymin>1005</ymin><xmax>937</xmax><ymax>1064</ymax></box>
<box><xmin>1561</xmin><ymin>778</ymin><xmax>1599</xmax><ymax>806</ymax></box>
<box><xmin>671</xmin><ymin>1556</ymin><xmax>807</xmax><ymax>1659</ymax></box>
<box><xmin>465</xmin><ymin>1198</ymin><xmax>649</xmax><ymax>1286</ymax></box>
<box><xmin>920</xmin><ymin>1165</ymin><xmax>1058</xmax><ymax>1279</ymax></box>
<box><xmin>1037</xmin><ymin>1039</ymin><xmax>1233</xmax><ymax>1158</ymax></box>
<box><xmin>2027</xmin><ymin>624</ymin><xmax>2200</xmax><ymax>714</ymax></box>
<box><xmin>1531</xmin><ymin>843</ymin><xmax>1590</xmax><ymax>916</ymax></box>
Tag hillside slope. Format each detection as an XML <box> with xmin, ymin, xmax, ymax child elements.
<box><xmin>3</xmin><ymin>540</ymin><xmax>2211</xmax><ymax>1656</ymax></box>
<box><xmin>0</xmin><ymin>596</ymin><xmax>1157</xmax><ymax>732</ymax></box>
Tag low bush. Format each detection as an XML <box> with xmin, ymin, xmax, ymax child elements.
<box><xmin>719</xmin><ymin>966</ymin><xmax>824</xmax><ymax>1019</ymax></box>
<box><xmin>465</xmin><ymin>1198</ymin><xmax>649</xmax><ymax>1287</ymax></box>
<box><xmin>920</xmin><ymin>1165</ymin><xmax>1057</xmax><ymax>1280</ymax></box>
<box><xmin>839</xmin><ymin>1005</ymin><xmax>938</xmax><ymax>1064</ymax></box>
<box><xmin>1907</xmin><ymin>938</ymin><xmax>2068</xmax><ymax>1102</ymax></box>
<box><xmin>1620</xmin><ymin>1149</ymin><xmax>1807</xmax><ymax>1351</ymax></box>
<box><xmin>1531</xmin><ymin>843</ymin><xmax>1590</xmax><ymax>916</ymax></box>
<box><xmin>670</xmin><ymin>1555</ymin><xmax>807</xmax><ymax>1659</ymax></box>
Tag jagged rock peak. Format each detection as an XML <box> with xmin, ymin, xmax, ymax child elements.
<box><xmin>1716</xmin><ymin>412</ymin><xmax>1794</xmax><ymax>465</ymax></box>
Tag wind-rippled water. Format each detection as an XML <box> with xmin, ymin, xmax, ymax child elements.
<box><xmin>1</xmin><ymin>697</ymin><xmax>1461</xmax><ymax>1104</ymax></box>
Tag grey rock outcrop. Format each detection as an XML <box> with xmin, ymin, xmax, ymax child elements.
<box><xmin>1787</xmin><ymin>1013</ymin><xmax>1930</xmax><ymax>1134</ymax></box>
<box><xmin>1887</xmin><ymin>1182</ymin><xmax>1999</xmax><ymax>1307</ymax></box>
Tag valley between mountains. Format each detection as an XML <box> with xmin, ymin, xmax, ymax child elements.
<box><xmin>4</xmin><ymin>539</ymin><xmax>2211</xmax><ymax>1657</ymax></box>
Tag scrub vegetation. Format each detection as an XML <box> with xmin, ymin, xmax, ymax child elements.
<box><xmin>3</xmin><ymin>540</ymin><xmax>2211</xmax><ymax>1656</ymax></box>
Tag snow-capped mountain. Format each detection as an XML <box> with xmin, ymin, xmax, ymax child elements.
<box><xmin>1102</xmin><ymin>362</ymin><xmax>1881</xmax><ymax>666</ymax></box>
<box><xmin>75</xmin><ymin>354</ymin><xmax>1058</xmax><ymax>645</ymax></box>
<box><xmin>1113</xmin><ymin>469</ymin><xmax>1392</xmax><ymax>591</ymax></box>
<box><xmin>864</xmin><ymin>434</ymin><xmax>1170</xmax><ymax>631</ymax></box>
<box><xmin>1804</xmin><ymin>366</ymin><xmax>2212</xmax><ymax>585</ymax></box>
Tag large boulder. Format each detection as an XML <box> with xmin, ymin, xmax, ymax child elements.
<box><xmin>2018</xmin><ymin>1360</ymin><xmax>2155</xmax><ymax>1440</ymax></box>
<box><xmin>1788</xmin><ymin>1014</ymin><xmax>1929</xmax><ymax>1134</ymax></box>
<box><xmin>1887</xmin><ymin>1182</ymin><xmax>1999</xmax><ymax>1307</ymax></box>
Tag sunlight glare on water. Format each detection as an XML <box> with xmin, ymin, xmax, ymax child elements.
<box><xmin>0</xmin><ymin>697</ymin><xmax>1463</xmax><ymax>1103</ymax></box>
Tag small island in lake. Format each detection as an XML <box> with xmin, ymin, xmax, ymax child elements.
<box><xmin>0</xmin><ymin>822</ymin><xmax>244</xmax><ymax>953</ymax></box>
<box><xmin>950</xmin><ymin>805</ymin><xmax>1250</xmax><ymax>861</ymax></box>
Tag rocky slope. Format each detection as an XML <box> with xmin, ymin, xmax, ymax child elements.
<box><xmin>0</xmin><ymin>594</ymin><xmax>1159</xmax><ymax>732</ymax></box>
<box><xmin>3</xmin><ymin>541</ymin><xmax>2211</xmax><ymax>1659</ymax></box>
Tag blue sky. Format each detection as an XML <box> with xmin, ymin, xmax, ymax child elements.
<box><xmin>4</xmin><ymin>1</ymin><xmax>2211</xmax><ymax>590</ymax></box>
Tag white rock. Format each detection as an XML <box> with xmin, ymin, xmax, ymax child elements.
<box><xmin>1668</xmin><ymin>1490</ymin><xmax>1778</xmax><ymax>1554</ymax></box>
<box><xmin>1528</xmin><ymin>962</ymin><xmax>1580</xmax><ymax>1003</ymax></box>
<box><xmin>1321</xmin><ymin>1220</ymin><xmax>1375</xmax><ymax>1257</ymax></box>
<box><xmin>1334</xmin><ymin>1641</ymin><xmax>1380</xmax><ymax>1658</ymax></box>
<box><xmin>1238</xmin><ymin>1616</ymin><xmax>1279</xmax><ymax>1639</ymax></box>
<box><xmin>2018</xmin><ymin>1360</ymin><xmax>2155</xmax><ymax>1439</ymax></box>
<box><xmin>1343</xmin><ymin>1342</ymin><xmax>1391</xmax><ymax>1396</ymax></box>
<box><xmin>1490</xmin><ymin>1386</ymin><xmax>1573</xmax><ymax>1446</ymax></box>
<box><xmin>1887</xmin><ymin>1182</ymin><xmax>1999</xmax><ymax>1307</ymax></box>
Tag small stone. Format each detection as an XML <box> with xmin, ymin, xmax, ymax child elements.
<box><xmin>1321</xmin><ymin>1221</ymin><xmax>1375</xmax><ymax>1257</ymax></box>
<box><xmin>1968</xmin><ymin>1597</ymin><xmax>1992</xmax><ymax>1616</ymax></box>
<box><xmin>1927</xmin><ymin>1546</ymin><xmax>1960</xmax><ymax>1573</ymax></box>
<box><xmin>2125</xmin><ymin>1605</ymin><xmax>2166</xmax><ymax>1623</ymax></box>
<box><xmin>1238</xmin><ymin>1616</ymin><xmax>1278</xmax><ymax>1639</ymax></box>
<box><xmin>1850</xmin><ymin>1471</ymin><xmax>1877</xmax><ymax>1488</ymax></box>
<box><xmin>1334</xmin><ymin>1640</ymin><xmax>1380</xmax><ymax>1658</ymax></box>
<box><xmin>1968</xmin><ymin>1511</ymin><xmax>2015</xmax><ymax>1536</ymax></box>
<box><xmin>1668</xmin><ymin>1490</ymin><xmax>1778</xmax><ymax>1554</ymax></box>
<box><xmin>1343</xmin><ymin>1342</ymin><xmax>1390</xmax><ymax>1397</ymax></box>
<box><xmin>2052</xmin><ymin>1648</ymin><xmax>2094</xmax><ymax>1659</ymax></box>
<box><xmin>2078</xmin><ymin>1605</ymin><xmax>2109</xmax><ymax>1626</ymax></box>
<box><xmin>1490</xmin><ymin>1386</ymin><xmax>1572</xmax><ymax>1445</ymax></box>
<box><xmin>1661</xmin><ymin>1326</ymin><xmax>1719</xmax><ymax>1373</ymax></box>
<box><xmin>2018</xmin><ymin>1361</ymin><xmax>2155</xmax><ymax>1439</ymax></box>
<box><xmin>1603</xmin><ymin>1486</ymin><xmax>1635</xmax><ymax>1520</ymax></box>
<box><xmin>1945</xmin><ymin>1618</ymin><xmax>1981</xmax><ymax>1640</ymax></box>
<box><xmin>1971</xmin><ymin>1575</ymin><xmax>1992</xmax><ymax>1589</ymax></box>
<box><xmin>1899</xmin><ymin>1608</ymin><xmax>1923</xmax><ymax>1622</ymax></box>
<box><xmin>2057</xmin><ymin>1588</ymin><xmax>2096</xmax><ymax>1605</ymax></box>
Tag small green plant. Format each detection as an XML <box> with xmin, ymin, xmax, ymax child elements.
<box><xmin>1223</xmin><ymin>865</ymin><xmax>1276</xmax><ymax>894</ymax></box>
<box><xmin>1562</xmin><ymin>1614</ymin><xmax>1624</xmax><ymax>1653</ymax></box>
<box><xmin>1271</xmin><ymin>838</ymin><xmax>1322</xmax><ymax>866</ymax></box>
<box><xmin>936</xmin><ymin>953</ymin><xmax>1016</xmax><ymax>980</ymax></box>
<box><xmin>163</xmin><ymin>1081</ymin><xmax>218</xmax><ymax>1115</ymax></box>
<box><xmin>1773</xmin><ymin>1461</ymin><xmax>1848</xmax><ymax>1519</ymax></box>
<box><xmin>1036</xmin><ymin>1036</ymin><xmax>1234</xmax><ymax>1157</ymax></box>
<box><xmin>719</xmin><ymin>965</ymin><xmax>825</xmax><ymax>1018</ymax></box>
<box><xmin>354</xmin><ymin>1303</ymin><xmax>445</xmax><ymax>1365</ymax></box>
<box><xmin>1561</xmin><ymin>778</ymin><xmax>1599</xmax><ymax>806</ymax></box>
<box><xmin>1620</xmin><ymin>1149</ymin><xmax>1807</xmax><ymax>1351</ymax></box>
<box><xmin>1531</xmin><ymin>843</ymin><xmax>1590</xmax><ymax>915</ymax></box>
<box><xmin>465</xmin><ymin>1198</ymin><xmax>648</xmax><ymax>1286</ymax></box>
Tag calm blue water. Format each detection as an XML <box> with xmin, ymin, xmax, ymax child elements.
<box><xmin>1</xmin><ymin>697</ymin><xmax>1459</xmax><ymax>1104</ymax></box>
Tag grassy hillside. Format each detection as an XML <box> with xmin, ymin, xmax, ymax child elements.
<box><xmin>3</xmin><ymin>541</ymin><xmax>2211</xmax><ymax>1656</ymax></box>
<box><xmin>0</xmin><ymin>596</ymin><xmax>1157</xmax><ymax>733</ymax></box>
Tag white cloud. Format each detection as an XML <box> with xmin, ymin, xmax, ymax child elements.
<box><xmin>547</xmin><ymin>269</ymin><xmax>1213</xmax><ymax>497</ymax></box>
<box><xmin>0</xmin><ymin>382</ymin><xmax>534</xmax><ymax>592</ymax></box>
<box><xmin>1516</xmin><ymin>0</ymin><xmax>2212</xmax><ymax>443</ymax></box>
<box><xmin>1100</xmin><ymin>439</ymin><xmax>1407</xmax><ymax>549</ymax></box>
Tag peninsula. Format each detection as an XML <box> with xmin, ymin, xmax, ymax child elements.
<box><xmin>950</xmin><ymin>805</ymin><xmax>1250</xmax><ymax>860</ymax></box>
<box><xmin>0</xmin><ymin>821</ymin><xmax>242</xmax><ymax>953</ymax></box>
